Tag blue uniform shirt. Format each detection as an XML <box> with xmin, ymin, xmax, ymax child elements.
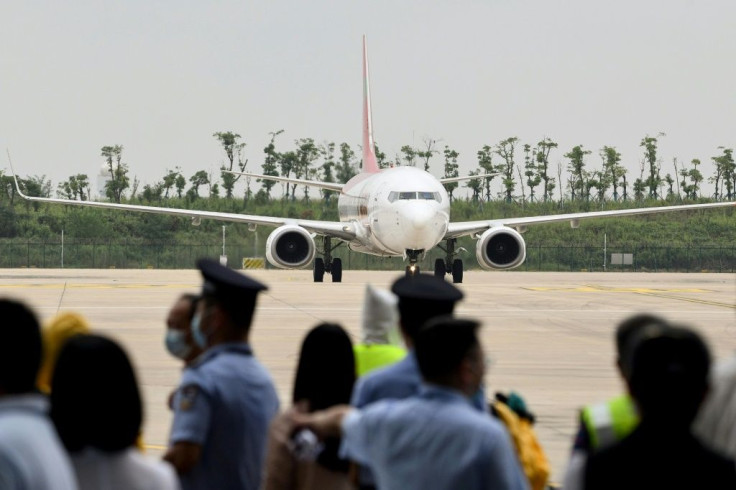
<box><xmin>342</xmin><ymin>385</ymin><xmax>529</xmax><ymax>490</ymax></box>
<box><xmin>350</xmin><ymin>351</ymin><xmax>489</xmax><ymax>486</ymax></box>
<box><xmin>170</xmin><ymin>342</ymin><xmax>279</xmax><ymax>490</ymax></box>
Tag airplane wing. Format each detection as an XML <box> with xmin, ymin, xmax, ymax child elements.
<box><xmin>438</xmin><ymin>173</ymin><xmax>501</xmax><ymax>185</ymax></box>
<box><xmin>445</xmin><ymin>201</ymin><xmax>736</xmax><ymax>239</ymax></box>
<box><xmin>7</xmin><ymin>162</ymin><xmax>356</xmax><ymax>241</ymax></box>
<box><xmin>224</xmin><ymin>171</ymin><xmax>344</xmax><ymax>192</ymax></box>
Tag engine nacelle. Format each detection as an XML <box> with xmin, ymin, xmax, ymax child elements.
<box><xmin>265</xmin><ymin>225</ymin><xmax>316</xmax><ymax>269</ymax></box>
<box><xmin>475</xmin><ymin>226</ymin><xmax>526</xmax><ymax>270</ymax></box>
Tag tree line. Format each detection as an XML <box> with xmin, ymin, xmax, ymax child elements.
<box><xmin>1</xmin><ymin>131</ymin><xmax>734</xmax><ymax>208</ymax></box>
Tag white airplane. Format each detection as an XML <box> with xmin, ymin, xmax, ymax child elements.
<box><xmin>8</xmin><ymin>37</ymin><xmax>735</xmax><ymax>283</ymax></box>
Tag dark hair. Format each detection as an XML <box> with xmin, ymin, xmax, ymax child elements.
<box><xmin>0</xmin><ymin>299</ymin><xmax>42</xmax><ymax>394</ymax></box>
<box><xmin>629</xmin><ymin>326</ymin><xmax>710</xmax><ymax>425</ymax></box>
<box><xmin>202</xmin><ymin>294</ymin><xmax>256</xmax><ymax>334</ymax></box>
<box><xmin>50</xmin><ymin>334</ymin><xmax>142</xmax><ymax>453</ymax></box>
<box><xmin>292</xmin><ymin>323</ymin><xmax>355</xmax><ymax>473</ymax></box>
<box><xmin>397</xmin><ymin>299</ymin><xmax>456</xmax><ymax>341</ymax></box>
<box><xmin>415</xmin><ymin>316</ymin><xmax>480</xmax><ymax>382</ymax></box>
<box><xmin>615</xmin><ymin>314</ymin><xmax>669</xmax><ymax>380</ymax></box>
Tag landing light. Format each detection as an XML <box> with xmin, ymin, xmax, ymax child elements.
<box><xmin>409</xmin><ymin>265</ymin><xmax>417</xmax><ymax>272</ymax></box>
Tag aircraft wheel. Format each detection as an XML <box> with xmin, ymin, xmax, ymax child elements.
<box><xmin>331</xmin><ymin>258</ymin><xmax>342</xmax><ymax>283</ymax></box>
<box><xmin>452</xmin><ymin>259</ymin><xmax>463</xmax><ymax>284</ymax></box>
<box><xmin>313</xmin><ymin>258</ymin><xmax>325</xmax><ymax>282</ymax></box>
<box><xmin>434</xmin><ymin>258</ymin><xmax>446</xmax><ymax>278</ymax></box>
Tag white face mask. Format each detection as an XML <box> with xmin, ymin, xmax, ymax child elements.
<box><xmin>165</xmin><ymin>329</ymin><xmax>192</xmax><ymax>360</ymax></box>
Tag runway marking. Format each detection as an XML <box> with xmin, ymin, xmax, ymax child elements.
<box><xmin>523</xmin><ymin>284</ymin><xmax>735</xmax><ymax>309</ymax></box>
<box><xmin>144</xmin><ymin>444</ymin><xmax>167</xmax><ymax>450</ymax></box>
<box><xmin>0</xmin><ymin>283</ymin><xmax>196</xmax><ymax>289</ymax></box>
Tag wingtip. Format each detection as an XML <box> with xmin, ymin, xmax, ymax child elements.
<box><xmin>5</xmin><ymin>149</ymin><xmax>28</xmax><ymax>198</ymax></box>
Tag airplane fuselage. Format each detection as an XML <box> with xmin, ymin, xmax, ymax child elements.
<box><xmin>337</xmin><ymin>166</ymin><xmax>450</xmax><ymax>258</ymax></box>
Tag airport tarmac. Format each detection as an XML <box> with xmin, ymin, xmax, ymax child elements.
<box><xmin>0</xmin><ymin>268</ymin><xmax>734</xmax><ymax>482</ymax></box>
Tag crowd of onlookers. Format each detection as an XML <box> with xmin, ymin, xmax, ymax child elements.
<box><xmin>0</xmin><ymin>258</ymin><xmax>735</xmax><ymax>490</ymax></box>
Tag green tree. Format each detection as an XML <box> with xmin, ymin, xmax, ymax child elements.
<box><xmin>101</xmin><ymin>145</ymin><xmax>129</xmax><ymax>203</ymax></box>
<box><xmin>320</xmin><ymin>142</ymin><xmax>337</xmax><ymax>204</ymax></box>
<box><xmin>260</xmin><ymin>130</ymin><xmax>283</xmax><ymax>199</ymax></box>
<box><xmin>213</xmin><ymin>131</ymin><xmax>246</xmax><ymax>199</ymax></box>
<box><xmin>565</xmin><ymin>145</ymin><xmax>590</xmax><ymax>201</ymax></box>
<box><xmin>442</xmin><ymin>146</ymin><xmax>460</xmax><ymax>201</ymax></box>
<box><xmin>600</xmin><ymin>146</ymin><xmax>624</xmax><ymax>201</ymax></box>
<box><xmin>187</xmin><ymin>170</ymin><xmax>210</xmax><ymax>201</ymax></box>
<box><xmin>712</xmin><ymin>147</ymin><xmax>735</xmax><ymax>200</ymax></box>
<box><xmin>162</xmin><ymin>168</ymin><xmax>181</xmax><ymax>199</ymax></box>
<box><xmin>400</xmin><ymin>145</ymin><xmax>417</xmax><ymax>167</ymax></box>
<box><xmin>640</xmin><ymin>134</ymin><xmax>664</xmax><ymax>199</ymax></box>
<box><xmin>464</xmin><ymin>169</ymin><xmax>482</xmax><ymax>202</ymax></box>
<box><xmin>175</xmin><ymin>173</ymin><xmax>186</xmax><ymax>199</ymax></box>
<box><xmin>494</xmin><ymin>137</ymin><xmax>518</xmax><ymax>203</ymax></box>
<box><xmin>337</xmin><ymin>143</ymin><xmax>357</xmax><ymax>183</ymax></box>
<box><xmin>417</xmin><ymin>138</ymin><xmax>438</xmax><ymax>172</ymax></box>
<box><xmin>523</xmin><ymin>144</ymin><xmax>541</xmax><ymax>202</ymax></box>
<box><xmin>57</xmin><ymin>174</ymin><xmax>90</xmax><ymax>201</ymax></box>
<box><xmin>374</xmin><ymin>143</ymin><xmax>388</xmax><ymax>169</ymax></box>
<box><xmin>476</xmin><ymin>145</ymin><xmax>497</xmax><ymax>202</ymax></box>
<box><xmin>294</xmin><ymin>138</ymin><xmax>320</xmax><ymax>201</ymax></box>
<box><xmin>536</xmin><ymin>138</ymin><xmax>558</xmax><ymax>202</ymax></box>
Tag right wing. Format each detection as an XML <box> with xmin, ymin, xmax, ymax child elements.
<box><xmin>7</xmin><ymin>161</ymin><xmax>356</xmax><ymax>241</ymax></box>
<box><xmin>224</xmin><ymin>171</ymin><xmax>344</xmax><ymax>192</ymax></box>
<box><xmin>438</xmin><ymin>173</ymin><xmax>501</xmax><ymax>185</ymax></box>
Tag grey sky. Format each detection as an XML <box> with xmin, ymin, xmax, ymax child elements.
<box><xmin>1</xmin><ymin>1</ymin><xmax>734</xmax><ymax>198</ymax></box>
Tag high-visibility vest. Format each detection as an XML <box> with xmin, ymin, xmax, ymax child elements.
<box><xmin>582</xmin><ymin>394</ymin><xmax>639</xmax><ymax>450</ymax></box>
<box><xmin>354</xmin><ymin>344</ymin><xmax>407</xmax><ymax>377</ymax></box>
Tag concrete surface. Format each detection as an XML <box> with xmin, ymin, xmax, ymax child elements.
<box><xmin>0</xmin><ymin>268</ymin><xmax>734</xmax><ymax>482</ymax></box>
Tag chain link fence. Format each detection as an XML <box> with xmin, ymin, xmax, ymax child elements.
<box><xmin>0</xmin><ymin>240</ymin><xmax>733</xmax><ymax>272</ymax></box>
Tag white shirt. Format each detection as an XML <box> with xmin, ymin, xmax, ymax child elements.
<box><xmin>71</xmin><ymin>447</ymin><xmax>180</xmax><ymax>490</ymax></box>
<box><xmin>0</xmin><ymin>394</ymin><xmax>78</xmax><ymax>490</ymax></box>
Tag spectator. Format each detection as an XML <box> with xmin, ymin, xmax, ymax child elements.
<box><xmin>164</xmin><ymin>259</ymin><xmax>279</xmax><ymax>490</ymax></box>
<box><xmin>584</xmin><ymin>326</ymin><xmax>736</xmax><ymax>489</ymax></box>
<box><xmin>693</xmin><ymin>349</ymin><xmax>736</xmax><ymax>459</ymax></box>
<box><xmin>0</xmin><ymin>299</ymin><xmax>77</xmax><ymax>489</ymax></box>
<box><xmin>294</xmin><ymin>317</ymin><xmax>529</xmax><ymax>490</ymax></box>
<box><xmin>562</xmin><ymin>314</ymin><xmax>668</xmax><ymax>490</ymax></box>
<box><xmin>37</xmin><ymin>311</ymin><xmax>91</xmax><ymax>393</ymax></box>
<box><xmin>50</xmin><ymin>334</ymin><xmax>179</xmax><ymax>490</ymax></box>
<box><xmin>353</xmin><ymin>284</ymin><xmax>405</xmax><ymax>377</ymax></box>
<box><xmin>263</xmin><ymin>323</ymin><xmax>356</xmax><ymax>490</ymax></box>
<box><xmin>164</xmin><ymin>293</ymin><xmax>202</xmax><ymax>365</ymax></box>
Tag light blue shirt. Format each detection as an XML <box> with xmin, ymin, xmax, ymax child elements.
<box><xmin>342</xmin><ymin>385</ymin><xmax>529</xmax><ymax>490</ymax></box>
<box><xmin>169</xmin><ymin>343</ymin><xmax>279</xmax><ymax>490</ymax></box>
<box><xmin>0</xmin><ymin>394</ymin><xmax>78</xmax><ymax>490</ymax></box>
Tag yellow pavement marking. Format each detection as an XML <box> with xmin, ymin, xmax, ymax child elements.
<box><xmin>523</xmin><ymin>284</ymin><xmax>735</xmax><ymax>309</ymax></box>
<box><xmin>0</xmin><ymin>283</ymin><xmax>195</xmax><ymax>290</ymax></box>
<box><xmin>144</xmin><ymin>444</ymin><xmax>167</xmax><ymax>450</ymax></box>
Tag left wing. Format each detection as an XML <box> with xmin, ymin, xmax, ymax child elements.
<box><xmin>7</xmin><ymin>158</ymin><xmax>356</xmax><ymax>241</ymax></box>
<box><xmin>224</xmin><ymin>171</ymin><xmax>344</xmax><ymax>192</ymax></box>
<box><xmin>439</xmin><ymin>173</ymin><xmax>501</xmax><ymax>185</ymax></box>
<box><xmin>446</xmin><ymin>201</ymin><xmax>735</xmax><ymax>239</ymax></box>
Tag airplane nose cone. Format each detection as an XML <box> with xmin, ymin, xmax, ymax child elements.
<box><xmin>409</xmin><ymin>207</ymin><xmax>434</xmax><ymax>230</ymax></box>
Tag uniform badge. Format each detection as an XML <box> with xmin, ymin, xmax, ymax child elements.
<box><xmin>179</xmin><ymin>384</ymin><xmax>199</xmax><ymax>411</ymax></box>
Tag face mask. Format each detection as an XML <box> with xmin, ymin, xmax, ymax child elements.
<box><xmin>191</xmin><ymin>311</ymin><xmax>209</xmax><ymax>349</ymax></box>
<box><xmin>165</xmin><ymin>329</ymin><xmax>192</xmax><ymax>360</ymax></box>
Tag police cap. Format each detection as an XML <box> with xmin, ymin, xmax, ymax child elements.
<box><xmin>197</xmin><ymin>258</ymin><xmax>268</xmax><ymax>303</ymax></box>
<box><xmin>391</xmin><ymin>273</ymin><xmax>463</xmax><ymax>303</ymax></box>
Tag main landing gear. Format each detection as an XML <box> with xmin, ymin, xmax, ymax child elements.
<box><xmin>434</xmin><ymin>238</ymin><xmax>464</xmax><ymax>283</ymax></box>
<box><xmin>313</xmin><ymin>236</ymin><xmax>343</xmax><ymax>283</ymax></box>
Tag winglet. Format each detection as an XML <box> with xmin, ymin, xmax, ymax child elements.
<box><xmin>5</xmin><ymin>149</ymin><xmax>29</xmax><ymax>198</ymax></box>
<box><xmin>362</xmin><ymin>36</ymin><xmax>380</xmax><ymax>174</ymax></box>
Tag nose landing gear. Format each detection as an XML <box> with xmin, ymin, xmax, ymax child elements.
<box><xmin>404</xmin><ymin>249</ymin><xmax>424</xmax><ymax>277</ymax></box>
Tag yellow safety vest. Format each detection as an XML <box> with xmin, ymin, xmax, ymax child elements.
<box><xmin>582</xmin><ymin>394</ymin><xmax>639</xmax><ymax>450</ymax></box>
<box><xmin>354</xmin><ymin>344</ymin><xmax>407</xmax><ymax>377</ymax></box>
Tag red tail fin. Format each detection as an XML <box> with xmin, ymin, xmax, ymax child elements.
<box><xmin>362</xmin><ymin>36</ymin><xmax>380</xmax><ymax>174</ymax></box>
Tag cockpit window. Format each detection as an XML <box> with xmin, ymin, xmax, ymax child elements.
<box><xmin>388</xmin><ymin>191</ymin><xmax>442</xmax><ymax>203</ymax></box>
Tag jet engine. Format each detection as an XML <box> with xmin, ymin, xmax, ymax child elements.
<box><xmin>475</xmin><ymin>226</ymin><xmax>526</xmax><ymax>270</ymax></box>
<box><xmin>265</xmin><ymin>225</ymin><xmax>316</xmax><ymax>269</ymax></box>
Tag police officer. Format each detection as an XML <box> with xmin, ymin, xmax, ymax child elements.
<box><xmin>164</xmin><ymin>259</ymin><xmax>279</xmax><ymax>490</ymax></box>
